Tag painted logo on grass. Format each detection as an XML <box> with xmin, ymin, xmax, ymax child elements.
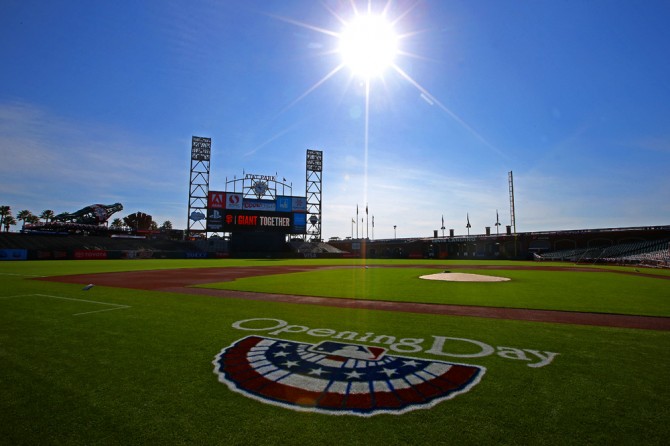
<box><xmin>212</xmin><ymin>336</ymin><xmax>485</xmax><ymax>417</ymax></box>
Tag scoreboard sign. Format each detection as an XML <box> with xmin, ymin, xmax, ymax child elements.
<box><xmin>206</xmin><ymin>191</ymin><xmax>306</xmax><ymax>234</ymax></box>
<box><xmin>221</xmin><ymin>211</ymin><xmax>305</xmax><ymax>234</ymax></box>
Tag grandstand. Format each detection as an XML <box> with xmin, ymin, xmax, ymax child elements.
<box><xmin>538</xmin><ymin>238</ymin><xmax>670</xmax><ymax>266</ymax></box>
<box><xmin>329</xmin><ymin>225</ymin><xmax>670</xmax><ymax>267</ymax></box>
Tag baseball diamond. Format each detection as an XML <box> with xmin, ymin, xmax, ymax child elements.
<box><xmin>38</xmin><ymin>264</ymin><xmax>670</xmax><ymax>330</ymax></box>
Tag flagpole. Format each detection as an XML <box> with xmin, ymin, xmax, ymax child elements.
<box><xmin>366</xmin><ymin>204</ymin><xmax>369</xmax><ymax>240</ymax></box>
<box><xmin>356</xmin><ymin>205</ymin><xmax>359</xmax><ymax>239</ymax></box>
<box><xmin>495</xmin><ymin>209</ymin><xmax>501</xmax><ymax>235</ymax></box>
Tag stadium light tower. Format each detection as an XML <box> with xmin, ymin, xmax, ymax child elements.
<box><xmin>305</xmin><ymin>150</ymin><xmax>323</xmax><ymax>241</ymax></box>
<box><xmin>508</xmin><ymin>171</ymin><xmax>516</xmax><ymax>234</ymax></box>
<box><xmin>187</xmin><ymin>136</ymin><xmax>211</xmax><ymax>237</ymax></box>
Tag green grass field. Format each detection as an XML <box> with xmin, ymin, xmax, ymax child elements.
<box><xmin>1</xmin><ymin>259</ymin><xmax>669</xmax><ymax>445</ymax></box>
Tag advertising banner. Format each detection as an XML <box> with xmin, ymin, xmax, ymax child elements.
<box><xmin>226</xmin><ymin>193</ymin><xmax>243</xmax><ymax>209</ymax></box>
<box><xmin>34</xmin><ymin>250</ymin><xmax>68</xmax><ymax>260</ymax></box>
<box><xmin>206</xmin><ymin>208</ymin><xmax>224</xmax><ymax>231</ymax></box>
<box><xmin>276</xmin><ymin>196</ymin><xmax>291</xmax><ymax>213</ymax></box>
<box><xmin>243</xmin><ymin>199</ymin><xmax>276</xmax><ymax>212</ymax></box>
<box><xmin>0</xmin><ymin>249</ymin><xmax>28</xmax><ymax>261</ymax></box>
<box><xmin>222</xmin><ymin>210</ymin><xmax>305</xmax><ymax>234</ymax></box>
<box><xmin>292</xmin><ymin>197</ymin><xmax>307</xmax><ymax>213</ymax></box>
<box><xmin>74</xmin><ymin>250</ymin><xmax>108</xmax><ymax>260</ymax></box>
<box><xmin>208</xmin><ymin>191</ymin><xmax>226</xmax><ymax>209</ymax></box>
<box><xmin>292</xmin><ymin>213</ymin><xmax>307</xmax><ymax>233</ymax></box>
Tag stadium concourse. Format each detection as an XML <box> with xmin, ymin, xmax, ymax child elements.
<box><xmin>0</xmin><ymin>225</ymin><xmax>669</xmax><ymax>266</ymax></box>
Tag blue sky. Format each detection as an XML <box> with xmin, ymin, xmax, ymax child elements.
<box><xmin>1</xmin><ymin>0</ymin><xmax>669</xmax><ymax>239</ymax></box>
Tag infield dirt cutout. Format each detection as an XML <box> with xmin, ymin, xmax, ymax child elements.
<box><xmin>420</xmin><ymin>272</ymin><xmax>511</xmax><ymax>282</ymax></box>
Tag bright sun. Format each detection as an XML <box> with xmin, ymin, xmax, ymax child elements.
<box><xmin>338</xmin><ymin>14</ymin><xmax>399</xmax><ymax>79</ymax></box>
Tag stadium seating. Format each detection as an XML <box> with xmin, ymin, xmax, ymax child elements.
<box><xmin>538</xmin><ymin>239</ymin><xmax>669</xmax><ymax>267</ymax></box>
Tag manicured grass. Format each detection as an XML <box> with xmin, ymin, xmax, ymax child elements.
<box><xmin>1</xmin><ymin>259</ymin><xmax>669</xmax><ymax>445</ymax></box>
<box><xmin>199</xmin><ymin>266</ymin><xmax>670</xmax><ymax>316</ymax></box>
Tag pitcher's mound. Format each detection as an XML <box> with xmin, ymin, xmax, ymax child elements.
<box><xmin>420</xmin><ymin>272</ymin><xmax>511</xmax><ymax>282</ymax></box>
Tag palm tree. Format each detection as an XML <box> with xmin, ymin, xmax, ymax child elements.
<box><xmin>40</xmin><ymin>209</ymin><xmax>55</xmax><ymax>223</ymax></box>
<box><xmin>3</xmin><ymin>216</ymin><xmax>17</xmax><ymax>232</ymax></box>
<box><xmin>0</xmin><ymin>206</ymin><xmax>11</xmax><ymax>232</ymax></box>
<box><xmin>16</xmin><ymin>210</ymin><xmax>33</xmax><ymax>230</ymax></box>
<box><xmin>110</xmin><ymin>218</ymin><xmax>124</xmax><ymax>230</ymax></box>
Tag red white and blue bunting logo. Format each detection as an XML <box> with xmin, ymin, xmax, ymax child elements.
<box><xmin>213</xmin><ymin>336</ymin><xmax>486</xmax><ymax>417</ymax></box>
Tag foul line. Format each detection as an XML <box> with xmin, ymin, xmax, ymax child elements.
<box><xmin>1</xmin><ymin>293</ymin><xmax>131</xmax><ymax>316</ymax></box>
<box><xmin>0</xmin><ymin>273</ymin><xmax>46</xmax><ymax>277</ymax></box>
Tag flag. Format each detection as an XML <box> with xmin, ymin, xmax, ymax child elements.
<box><xmin>496</xmin><ymin>210</ymin><xmax>500</xmax><ymax>226</ymax></box>
<box><xmin>466</xmin><ymin>213</ymin><xmax>471</xmax><ymax>228</ymax></box>
<box><xmin>352</xmin><ymin>218</ymin><xmax>355</xmax><ymax>224</ymax></box>
<box><xmin>372</xmin><ymin>216</ymin><xmax>374</xmax><ymax>227</ymax></box>
<box><xmin>366</xmin><ymin>204</ymin><xmax>368</xmax><ymax>215</ymax></box>
<box><xmin>441</xmin><ymin>214</ymin><xmax>444</xmax><ymax>228</ymax></box>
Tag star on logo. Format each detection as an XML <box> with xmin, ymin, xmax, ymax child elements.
<box><xmin>282</xmin><ymin>360</ymin><xmax>299</xmax><ymax>369</ymax></box>
<box><xmin>381</xmin><ymin>367</ymin><xmax>397</xmax><ymax>378</ymax></box>
<box><xmin>308</xmin><ymin>368</ymin><xmax>328</xmax><ymax>376</ymax></box>
<box><xmin>402</xmin><ymin>360</ymin><xmax>420</xmax><ymax>368</ymax></box>
<box><xmin>345</xmin><ymin>370</ymin><xmax>364</xmax><ymax>380</ymax></box>
<box><xmin>273</xmin><ymin>351</ymin><xmax>290</xmax><ymax>358</ymax></box>
<box><xmin>276</xmin><ymin>342</ymin><xmax>290</xmax><ymax>349</ymax></box>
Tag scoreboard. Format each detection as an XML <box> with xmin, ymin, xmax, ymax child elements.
<box><xmin>206</xmin><ymin>192</ymin><xmax>307</xmax><ymax>234</ymax></box>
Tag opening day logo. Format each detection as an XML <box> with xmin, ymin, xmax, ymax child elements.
<box><xmin>212</xmin><ymin>318</ymin><xmax>560</xmax><ymax>416</ymax></box>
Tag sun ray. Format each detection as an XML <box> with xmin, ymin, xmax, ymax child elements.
<box><xmin>391</xmin><ymin>64</ymin><xmax>507</xmax><ymax>158</ymax></box>
<box><xmin>276</xmin><ymin>63</ymin><xmax>346</xmax><ymax>116</ymax></box>
<box><xmin>266</xmin><ymin>13</ymin><xmax>340</xmax><ymax>38</ymax></box>
<box><xmin>364</xmin><ymin>78</ymin><xmax>371</xmax><ymax>220</ymax></box>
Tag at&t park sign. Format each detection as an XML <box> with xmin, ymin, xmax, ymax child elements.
<box><xmin>245</xmin><ymin>173</ymin><xmax>277</xmax><ymax>182</ymax></box>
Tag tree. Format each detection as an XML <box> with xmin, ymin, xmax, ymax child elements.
<box><xmin>27</xmin><ymin>215</ymin><xmax>40</xmax><ymax>225</ymax></box>
<box><xmin>0</xmin><ymin>206</ymin><xmax>11</xmax><ymax>232</ymax></box>
<box><xmin>110</xmin><ymin>218</ymin><xmax>124</xmax><ymax>230</ymax></box>
<box><xmin>3</xmin><ymin>216</ymin><xmax>16</xmax><ymax>232</ymax></box>
<box><xmin>40</xmin><ymin>209</ymin><xmax>55</xmax><ymax>223</ymax></box>
<box><xmin>17</xmin><ymin>210</ymin><xmax>33</xmax><ymax>230</ymax></box>
<box><xmin>160</xmin><ymin>220</ymin><xmax>173</xmax><ymax>231</ymax></box>
<box><xmin>123</xmin><ymin>212</ymin><xmax>154</xmax><ymax>231</ymax></box>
